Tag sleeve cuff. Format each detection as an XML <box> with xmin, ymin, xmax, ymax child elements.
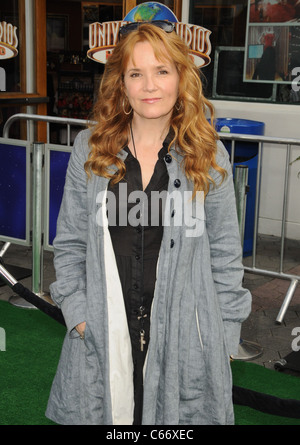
<box><xmin>223</xmin><ymin>321</ymin><xmax>242</xmax><ymax>356</ymax></box>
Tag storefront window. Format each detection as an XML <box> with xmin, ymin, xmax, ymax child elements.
<box><xmin>46</xmin><ymin>1</ymin><xmax>123</xmax><ymax>142</ymax></box>
<box><xmin>190</xmin><ymin>0</ymin><xmax>300</xmax><ymax>104</ymax></box>
<box><xmin>0</xmin><ymin>0</ymin><xmax>39</xmax><ymax>139</ymax></box>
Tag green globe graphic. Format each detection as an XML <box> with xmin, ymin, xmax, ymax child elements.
<box><xmin>123</xmin><ymin>2</ymin><xmax>178</xmax><ymax>23</ymax></box>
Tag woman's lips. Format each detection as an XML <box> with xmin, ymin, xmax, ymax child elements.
<box><xmin>141</xmin><ymin>98</ymin><xmax>161</xmax><ymax>104</ymax></box>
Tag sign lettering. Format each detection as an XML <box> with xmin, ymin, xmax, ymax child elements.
<box><xmin>0</xmin><ymin>21</ymin><xmax>18</xmax><ymax>59</ymax></box>
<box><xmin>88</xmin><ymin>21</ymin><xmax>211</xmax><ymax>67</ymax></box>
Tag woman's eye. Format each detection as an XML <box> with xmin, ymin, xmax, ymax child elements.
<box><xmin>130</xmin><ymin>72</ymin><xmax>141</xmax><ymax>78</ymax></box>
<box><xmin>158</xmin><ymin>70</ymin><xmax>168</xmax><ymax>75</ymax></box>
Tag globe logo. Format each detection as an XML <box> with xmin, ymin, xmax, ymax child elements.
<box><xmin>88</xmin><ymin>2</ymin><xmax>212</xmax><ymax>67</ymax></box>
<box><xmin>123</xmin><ymin>2</ymin><xmax>178</xmax><ymax>23</ymax></box>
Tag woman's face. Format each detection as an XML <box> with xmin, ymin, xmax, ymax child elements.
<box><xmin>123</xmin><ymin>40</ymin><xmax>180</xmax><ymax>123</ymax></box>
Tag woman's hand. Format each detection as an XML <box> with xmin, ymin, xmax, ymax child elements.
<box><xmin>75</xmin><ymin>321</ymin><xmax>86</xmax><ymax>339</ymax></box>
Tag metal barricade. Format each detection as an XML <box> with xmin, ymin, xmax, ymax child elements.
<box><xmin>220</xmin><ymin>132</ymin><xmax>300</xmax><ymax>323</ymax></box>
<box><xmin>2</xmin><ymin>112</ymin><xmax>92</xmax><ymax>145</ymax></box>
<box><xmin>1</xmin><ymin>114</ymin><xmax>91</xmax><ymax>306</ymax></box>
<box><xmin>1</xmin><ymin>114</ymin><xmax>300</xmax><ymax>324</ymax></box>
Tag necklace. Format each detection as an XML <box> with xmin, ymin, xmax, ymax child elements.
<box><xmin>130</xmin><ymin>122</ymin><xmax>148</xmax><ymax>353</ymax></box>
<box><xmin>130</xmin><ymin>122</ymin><xmax>138</xmax><ymax>159</ymax></box>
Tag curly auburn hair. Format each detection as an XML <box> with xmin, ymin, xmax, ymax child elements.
<box><xmin>85</xmin><ymin>23</ymin><xmax>226</xmax><ymax>195</ymax></box>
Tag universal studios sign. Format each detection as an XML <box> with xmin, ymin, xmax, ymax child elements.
<box><xmin>0</xmin><ymin>21</ymin><xmax>18</xmax><ymax>59</ymax></box>
<box><xmin>87</xmin><ymin>3</ymin><xmax>212</xmax><ymax>68</ymax></box>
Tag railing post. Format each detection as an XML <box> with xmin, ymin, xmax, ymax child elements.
<box><xmin>234</xmin><ymin>165</ymin><xmax>248</xmax><ymax>248</ymax></box>
<box><xmin>9</xmin><ymin>142</ymin><xmax>45</xmax><ymax>309</ymax></box>
<box><xmin>232</xmin><ymin>164</ymin><xmax>263</xmax><ymax>361</ymax></box>
<box><xmin>279</xmin><ymin>144</ymin><xmax>291</xmax><ymax>273</ymax></box>
<box><xmin>0</xmin><ymin>242</ymin><xmax>11</xmax><ymax>259</ymax></box>
<box><xmin>276</xmin><ymin>279</ymin><xmax>299</xmax><ymax>324</ymax></box>
<box><xmin>31</xmin><ymin>142</ymin><xmax>44</xmax><ymax>296</ymax></box>
<box><xmin>252</xmin><ymin>142</ymin><xmax>263</xmax><ymax>268</ymax></box>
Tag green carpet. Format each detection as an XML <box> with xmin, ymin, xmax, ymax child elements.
<box><xmin>0</xmin><ymin>300</ymin><xmax>65</xmax><ymax>425</ymax></box>
<box><xmin>232</xmin><ymin>361</ymin><xmax>300</xmax><ymax>425</ymax></box>
<box><xmin>1</xmin><ymin>299</ymin><xmax>300</xmax><ymax>425</ymax></box>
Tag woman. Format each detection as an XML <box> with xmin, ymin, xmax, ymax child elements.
<box><xmin>46</xmin><ymin>22</ymin><xmax>251</xmax><ymax>425</ymax></box>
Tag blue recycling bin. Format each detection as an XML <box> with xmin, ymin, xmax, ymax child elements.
<box><xmin>215</xmin><ymin>118</ymin><xmax>265</xmax><ymax>257</ymax></box>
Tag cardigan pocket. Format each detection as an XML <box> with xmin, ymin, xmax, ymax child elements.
<box><xmin>82</xmin><ymin>324</ymin><xmax>105</xmax><ymax>423</ymax></box>
<box><xmin>195</xmin><ymin>308</ymin><xmax>204</xmax><ymax>351</ymax></box>
<box><xmin>179</xmin><ymin>309</ymin><xmax>206</xmax><ymax>401</ymax></box>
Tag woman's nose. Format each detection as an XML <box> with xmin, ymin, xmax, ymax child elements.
<box><xmin>143</xmin><ymin>74</ymin><xmax>157</xmax><ymax>92</ymax></box>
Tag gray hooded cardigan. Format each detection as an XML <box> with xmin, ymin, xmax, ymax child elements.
<box><xmin>46</xmin><ymin>129</ymin><xmax>251</xmax><ymax>425</ymax></box>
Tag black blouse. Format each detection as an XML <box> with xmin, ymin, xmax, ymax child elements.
<box><xmin>107</xmin><ymin>139</ymin><xmax>170</xmax><ymax>424</ymax></box>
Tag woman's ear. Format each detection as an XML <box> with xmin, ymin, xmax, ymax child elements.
<box><xmin>120</xmin><ymin>77</ymin><xmax>128</xmax><ymax>98</ymax></box>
